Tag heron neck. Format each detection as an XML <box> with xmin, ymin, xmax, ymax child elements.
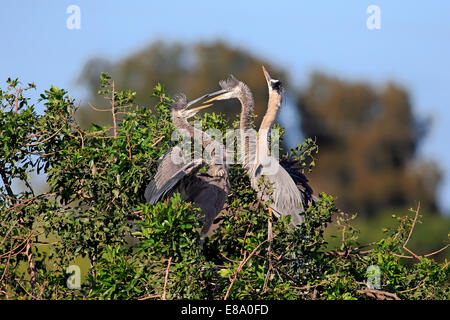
<box><xmin>237</xmin><ymin>85</ymin><xmax>255</xmax><ymax>167</ymax></box>
<box><xmin>173</xmin><ymin>115</ymin><xmax>225</xmax><ymax>165</ymax></box>
<box><xmin>258</xmin><ymin>92</ymin><xmax>282</xmax><ymax>160</ymax></box>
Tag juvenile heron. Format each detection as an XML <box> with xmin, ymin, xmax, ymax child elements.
<box><xmin>144</xmin><ymin>93</ymin><xmax>230</xmax><ymax>239</ymax></box>
<box><xmin>261</xmin><ymin>66</ymin><xmax>315</xmax><ymax>212</ymax></box>
<box><xmin>200</xmin><ymin>69</ymin><xmax>314</xmax><ymax>227</ymax></box>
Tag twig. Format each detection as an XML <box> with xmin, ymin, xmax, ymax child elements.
<box><xmin>291</xmin><ymin>275</ymin><xmax>337</xmax><ymax>291</ymax></box>
<box><xmin>138</xmin><ymin>294</ymin><xmax>161</xmax><ymax>300</ymax></box>
<box><xmin>14</xmin><ymin>88</ymin><xmax>21</xmax><ymax>115</ymax></box>
<box><xmin>0</xmin><ymin>229</ymin><xmax>41</xmax><ymax>258</ymax></box>
<box><xmin>220</xmin><ymin>252</ymin><xmax>240</xmax><ymax>263</ymax></box>
<box><xmin>392</xmin><ymin>253</ymin><xmax>413</xmax><ymax>259</ymax></box>
<box><xmin>398</xmin><ymin>280</ymin><xmax>425</xmax><ymax>293</ymax></box>
<box><xmin>28</xmin><ymin>151</ymin><xmax>57</xmax><ymax>157</ymax></box>
<box><xmin>0</xmin><ymin>221</ymin><xmax>18</xmax><ymax>247</ymax></box>
<box><xmin>356</xmin><ymin>288</ymin><xmax>400</xmax><ymax>300</ymax></box>
<box><xmin>162</xmin><ymin>257</ymin><xmax>172</xmax><ymax>300</ymax></box>
<box><xmin>14</xmin><ymin>278</ymin><xmax>38</xmax><ymax>300</ymax></box>
<box><xmin>323</xmin><ymin>242</ymin><xmax>376</xmax><ymax>258</ymax></box>
<box><xmin>111</xmin><ymin>81</ymin><xmax>117</xmax><ymax>139</ymax></box>
<box><xmin>26</xmin><ymin>121</ymin><xmax>66</xmax><ymax>146</ymax></box>
<box><xmin>73</xmin><ymin>126</ymin><xmax>85</xmax><ymax>148</ymax></box>
<box><xmin>423</xmin><ymin>244</ymin><xmax>449</xmax><ymax>258</ymax></box>
<box><xmin>25</xmin><ymin>239</ymin><xmax>37</xmax><ymax>289</ymax></box>
<box><xmin>88</xmin><ymin>102</ymin><xmax>111</xmax><ymax>112</ymax></box>
<box><xmin>127</xmin><ymin>135</ymin><xmax>132</xmax><ymax>161</ymax></box>
<box><xmin>402</xmin><ymin>203</ymin><xmax>421</xmax><ymax>260</ymax></box>
<box><xmin>263</xmin><ymin>208</ymin><xmax>273</xmax><ymax>292</ymax></box>
<box><xmin>240</xmin><ymin>223</ymin><xmax>252</xmax><ymax>256</ymax></box>
<box><xmin>341</xmin><ymin>225</ymin><xmax>346</xmax><ymax>251</ymax></box>
<box><xmin>224</xmin><ymin>239</ymin><xmax>268</xmax><ymax>300</ymax></box>
<box><xmin>0</xmin><ymin>162</ymin><xmax>15</xmax><ymax>202</ymax></box>
<box><xmin>151</xmin><ymin>136</ymin><xmax>164</xmax><ymax>147</ymax></box>
<box><xmin>1</xmin><ymin>193</ymin><xmax>55</xmax><ymax>215</ymax></box>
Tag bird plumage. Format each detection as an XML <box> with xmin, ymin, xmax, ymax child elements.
<box><xmin>144</xmin><ymin>94</ymin><xmax>230</xmax><ymax>237</ymax></box>
<box><xmin>203</xmin><ymin>68</ymin><xmax>315</xmax><ymax>227</ymax></box>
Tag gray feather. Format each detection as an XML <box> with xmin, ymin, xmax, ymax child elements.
<box><xmin>144</xmin><ymin>147</ymin><xmax>205</xmax><ymax>204</ymax></box>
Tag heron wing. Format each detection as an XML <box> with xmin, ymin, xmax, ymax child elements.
<box><xmin>280</xmin><ymin>158</ymin><xmax>316</xmax><ymax>206</ymax></box>
<box><xmin>251</xmin><ymin>158</ymin><xmax>305</xmax><ymax>226</ymax></box>
<box><xmin>144</xmin><ymin>147</ymin><xmax>205</xmax><ymax>204</ymax></box>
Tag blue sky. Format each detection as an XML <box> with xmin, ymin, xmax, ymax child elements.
<box><xmin>1</xmin><ymin>1</ymin><xmax>449</xmax><ymax>213</ymax></box>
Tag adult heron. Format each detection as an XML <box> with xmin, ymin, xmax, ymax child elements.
<box><xmin>144</xmin><ymin>93</ymin><xmax>230</xmax><ymax>239</ymax></box>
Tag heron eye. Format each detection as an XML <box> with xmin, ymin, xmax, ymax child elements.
<box><xmin>272</xmin><ymin>81</ymin><xmax>283</xmax><ymax>91</ymax></box>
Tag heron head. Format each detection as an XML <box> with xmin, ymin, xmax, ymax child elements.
<box><xmin>195</xmin><ymin>75</ymin><xmax>244</xmax><ymax>106</ymax></box>
<box><xmin>171</xmin><ymin>93</ymin><xmax>214</xmax><ymax>119</ymax></box>
<box><xmin>262</xmin><ymin>65</ymin><xmax>284</xmax><ymax>94</ymax></box>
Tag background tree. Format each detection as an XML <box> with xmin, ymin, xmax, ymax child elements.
<box><xmin>296</xmin><ymin>72</ymin><xmax>441</xmax><ymax>217</ymax></box>
<box><xmin>76</xmin><ymin>41</ymin><xmax>287</xmax><ymax>130</ymax></box>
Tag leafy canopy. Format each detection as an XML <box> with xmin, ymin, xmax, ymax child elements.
<box><xmin>0</xmin><ymin>75</ymin><xmax>448</xmax><ymax>300</ymax></box>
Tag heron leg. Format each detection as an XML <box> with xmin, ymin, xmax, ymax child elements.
<box><xmin>264</xmin><ymin>207</ymin><xmax>274</xmax><ymax>292</ymax></box>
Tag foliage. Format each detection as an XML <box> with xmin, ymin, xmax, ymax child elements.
<box><xmin>0</xmin><ymin>76</ymin><xmax>448</xmax><ymax>300</ymax></box>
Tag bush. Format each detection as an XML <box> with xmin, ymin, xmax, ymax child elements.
<box><xmin>0</xmin><ymin>74</ymin><xmax>448</xmax><ymax>300</ymax></box>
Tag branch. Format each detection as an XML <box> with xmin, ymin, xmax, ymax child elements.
<box><xmin>402</xmin><ymin>203</ymin><xmax>422</xmax><ymax>260</ymax></box>
<box><xmin>88</xmin><ymin>102</ymin><xmax>111</xmax><ymax>112</ymax></box>
<box><xmin>356</xmin><ymin>288</ymin><xmax>400</xmax><ymax>300</ymax></box>
<box><xmin>111</xmin><ymin>81</ymin><xmax>117</xmax><ymax>139</ymax></box>
<box><xmin>1</xmin><ymin>193</ymin><xmax>56</xmax><ymax>216</ymax></box>
<box><xmin>224</xmin><ymin>239</ymin><xmax>268</xmax><ymax>300</ymax></box>
<box><xmin>151</xmin><ymin>136</ymin><xmax>164</xmax><ymax>147</ymax></box>
<box><xmin>0</xmin><ymin>162</ymin><xmax>15</xmax><ymax>202</ymax></box>
<box><xmin>25</xmin><ymin>239</ymin><xmax>37</xmax><ymax>290</ymax></box>
<box><xmin>162</xmin><ymin>256</ymin><xmax>172</xmax><ymax>300</ymax></box>
<box><xmin>399</xmin><ymin>203</ymin><xmax>449</xmax><ymax>260</ymax></box>
<box><xmin>423</xmin><ymin>244</ymin><xmax>450</xmax><ymax>258</ymax></box>
<box><xmin>26</xmin><ymin>121</ymin><xmax>66</xmax><ymax>146</ymax></box>
<box><xmin>14</xmin><ymin>88</ymin><xmax>21</xmax><ymax>115</ymax></box>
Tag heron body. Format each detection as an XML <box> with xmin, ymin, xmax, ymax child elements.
<box><xmin>144</xmin><ymin>94</ymin><xmax>230</xmax><ymax>237</ymax></box>
<box><xmin>247</xmin><ymin>155</ymin><xmax>305</xmax><ymax>225</ymax></box>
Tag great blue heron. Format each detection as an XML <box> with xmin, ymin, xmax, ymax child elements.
<box><xmin>144</xmin><ymin>93</ymin><xmax>230</xmax><ymax>239</ymax></box>
<box><xmin>261</xmin><ymin>66</ymin><xmax>315</xmax><ymax>211</ymax></box>
<box><xmin>199</xmin><ymin>68</ymin><xmax>314</xmax><ymax>227</ymax></box>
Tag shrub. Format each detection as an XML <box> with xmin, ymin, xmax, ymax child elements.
<box><xmin>0</xmin><ymin>75</ymin><xmax>448</xmax><ymax>300</ymax></box>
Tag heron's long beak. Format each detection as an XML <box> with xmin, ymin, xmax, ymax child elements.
<box><xmin>186</xmin><ymin>93</ymin><xmax>212</xmax><ymax>108</ymax></box>
<box><xmin>262</xmin><ymin>65</ymin><xmax>272</xmax><ymax>84</ymax></box>
<box><xmin>188</xmin><ymin>103</ymin><xmax>213</xmax><ymax>112</ymax></box>
<box><xmin>201</xmin><ymin>89</ymin><xmax>228</xmax><ymax>104</ymax></box>
<box><xmin>186</xmin><ymin>89</ymin><xmax>228</xmax><ymax>112</ymax></box>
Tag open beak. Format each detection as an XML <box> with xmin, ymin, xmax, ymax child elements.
<box><xmin>201</xmin><ymin>89</ymin><xmax>228</xmax><ymax>104</ymax></box>
<box><xmin>186</xmin><ymin>93</ymin><xmax>212</xmax><ymax>108</ymax></box>
<box><xmin>185</xmin><ymin>89</ymin><xmax>227</xmax><ymax>112</ymax></box>
<box><xmin>187</xmin><ymin>89</ymin><xmax>228</xmax><ymax>111</ymax></box>
<box><xmin>188</xmin><ymin>103</ymin><xmax>213</xmax><ymax>112</ymax></box>
<box><xmin>262</xmin><ymin>65</ymin><xmax>272</xmax><ymax>84</ymax></box>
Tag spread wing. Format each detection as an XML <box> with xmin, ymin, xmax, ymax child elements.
<box><xmin>144</xmin><ymin>147</ymin><xmax>205</xmax><ymax>204</ymax></box>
